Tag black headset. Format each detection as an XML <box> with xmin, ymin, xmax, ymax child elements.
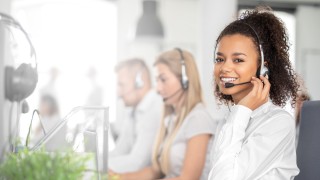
<box><xmin>175</xmin><ymin>48</ymin><xmax>189</xmax><ymax>90</ymax></box>
<box><xmin>0</xmin><ymin>12</ymin><xmax>38</xmax><ymax>102</ymax></box>
<box><xmin>242</xmin><ymin>22</ymin><xmax>269</xmax><ymax>77</ymax></box>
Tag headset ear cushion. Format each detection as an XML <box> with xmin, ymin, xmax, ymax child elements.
<box><xmin>5</xmin><ymin>63</ymin><xmax>38</xmax><ymax>102</ymax></box>
<box><xmin>256</xmin><ymin>65</ymin><xmax>269</xmax><ymax>77</ymax></box>
<box><xmin>181</xmin><ymin>75</ymin><xmax>189</xmax><ymax>90</ymax></box>
<box><xmin>135</xmin><ymin>72</ymin><xmax>144</xmax><ymax>89</ymax></box>
<box><xmin>261</xmin><ymin>66</ymin><xmax>269</xmax><ymax>76</ymax></box>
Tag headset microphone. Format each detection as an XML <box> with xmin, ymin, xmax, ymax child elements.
<box><xmin>225</xmin><ymin>81</ymin><xmax>251</xmax><ymax>88</ymax></box>
<box><xmin>163</xmin><ymin>88</ymin><xmax>182</xmax><ymax>102</ymax></box>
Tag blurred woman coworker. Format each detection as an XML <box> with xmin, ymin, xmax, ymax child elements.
<box><xmin>209</xmin><ymin>6</ymin><xmax>300</xmax><ymax>179</ymax></box>
<box><xmin>33</xmin><ymin>95</ymin><xmax>67</xmax><ymax>151</ymax></box>
<box><xmin>112</xmin><ymin>48</ymin><xmax>216</xmax><ymax>180</ymax></box>
<box><xmin>295</xmin><ymin>85</ymin><xmax>310</xmax><ymax>146</ymax></box>
<box><xmin>295</xmin><ymin>84</ymin><xmax>311</xmax><ymax>128</ymax></box>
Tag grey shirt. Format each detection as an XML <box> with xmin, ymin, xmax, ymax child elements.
<box><xmin>162</xmin><ymin>103</ymin><xmax>217</xmax><ymax>179</ymax></box>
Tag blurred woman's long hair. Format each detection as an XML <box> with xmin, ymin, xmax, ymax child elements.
<box><xmin>151</xmin><ymin>49</ymin><xmax>203</xmax><ymax>175</ymax></box>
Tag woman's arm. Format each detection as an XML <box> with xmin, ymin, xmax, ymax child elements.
<box><xmin>112</xmin><ymin>166</ymin><xmax>162</xmax><ymax>180</ymax></box>
<box><xmin>165</xmin><ymin>134</ymin><xmax>212</xmax><ymax>180</ymax></box>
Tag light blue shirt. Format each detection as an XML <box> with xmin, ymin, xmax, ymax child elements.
<box><xmin>109</xmin><ymin>90</ymin><xmax>162</xmax><ymax>173</ymax></box>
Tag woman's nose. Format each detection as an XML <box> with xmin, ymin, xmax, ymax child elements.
<box><xmin>220</xmin><ymin>60</ymin><xmax>233</xmax><ymax>73</ymax></box>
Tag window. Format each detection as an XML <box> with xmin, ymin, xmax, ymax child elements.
<box><xmin>12</xmin><ymin>0</ymin><xmax>117</xmax><ymax>149</ymax></box>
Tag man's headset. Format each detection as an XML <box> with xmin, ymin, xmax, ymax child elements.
<box><xmin>175</xmin><ymin>48</ymin><xmax>189</xmax><ymax>90</ymax></box>
<box><xmin>134</xmin><ymin>70</ymin><xmax>144</xmax><ymax>89</ymax></box>
<box><xmin>0</xmin><ymin>12</ymin><xmax>38</xmax><ymax>102</ymax></box>
<box><xmin>224</xmin><ymin>22</ymin><xmax>269</xmax><ymax>88</ymax></box>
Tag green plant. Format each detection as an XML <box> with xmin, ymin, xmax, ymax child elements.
<box><xmin>0</xmin><ymin>148</ymin><xmax>93</xmax><ymax>180</ymax></box>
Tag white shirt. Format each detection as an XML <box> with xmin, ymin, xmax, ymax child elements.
<box><xmin>208</xmin><ymin>101</ymin><xmax>299</xmax><ymax>180</ymax></box>
<box><xmin>109</xmin><ymin>90</ymin><xmax>162</xmax><ymax>173</ymax></box>
<box><xmin>161</xmin><ymin>103</ymin><xmax>217</xmax><ymax>179</ymax></box>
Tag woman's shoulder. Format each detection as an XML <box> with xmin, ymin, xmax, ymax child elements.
<box><xmin>184</xmin><ymin>103</ymin><xmax>216</xmax><ymax>127</ymax></box>
<box><xmin>259</xmin><ymin>102</ymin><xmax>295</xmax><ymax>132</ymax></box>
<box><xmin>267</xmin><ymin>103</ymin><xmax>294</xmax><ymax>120</ymax></box>
<box><xmin>183</xmin><ymin>103</ymin><xmax>217</xmax><ymax>137</ymax></box>
<box><xmin>188</xmin><ymin>103</ymin><xmax>211</xmax><ymax>118</ymax></box>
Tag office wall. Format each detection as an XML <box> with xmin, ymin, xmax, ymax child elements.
<box><xmin>296</xmin><ymin>5</ymin><xmax>320</xmax><ymax>100</ymax></box>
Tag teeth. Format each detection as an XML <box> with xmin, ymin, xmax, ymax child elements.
<box><xmin>221</xmin><ymin>77</ymin><xmax>237</xmax><ymax>82</ymax></box>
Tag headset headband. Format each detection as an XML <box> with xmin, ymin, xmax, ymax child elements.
<box><xmin>241</xmin><ymin>22</ymin><xmax>265</xmax><ymax>75</ymax></box>
<box><xmin>0</xmin><ymin>12</ymin><xmax>37</xmax><ymax>69</ymax></box>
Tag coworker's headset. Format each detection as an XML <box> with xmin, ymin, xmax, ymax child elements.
<box><xmin>161</xmin><ymin>48</ymin><xmax>189</xmax><ymax>102</ymax></box>
<box><xmin>134</xmin><ymin>70</ymin><xmax>144</xmax><ymax>89</ymax></box>
<box><xmin>0</xmin><ymin>12</ymin><xmax>38</xmax><ymax>101</ymax></box>
<box><xmin>224</xmin><ymin>22</ymin><xmax>269</xmax><ymax>88</ymax></box>
<box><xmin>175</xmin><ymin>48</ymin><xmax>189</xmax><ymax>90</ymax></box>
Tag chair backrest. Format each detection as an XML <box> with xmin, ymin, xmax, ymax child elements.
<box><xmin>295</xmin><ymin>100</ymin><xmax>320</xmax><ymax>180</ymax></box>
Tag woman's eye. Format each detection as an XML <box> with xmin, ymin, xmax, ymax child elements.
<box><xmin>156</xmin><ymin>75</ymin><xmax>167</xmax><ymax>82</ymax></box>
<box><xmin>234</xmin><ymin>59</ymin><xmax>244</xmax><ymax>63</ymax></box>
<box><xmin>214</xmin><ymin>58</ymin><xmax>224</xmax><ymax>63</ymax></box>
<box><xmin>159</xmin><ymin>77</ymin><xmax>166</xmax><ymax>83</ymax></box>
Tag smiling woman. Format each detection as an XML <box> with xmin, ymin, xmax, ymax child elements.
<box><xmin>209</xmin><ymin>6</ymin><xmax>300</xmax><ymax>180</ymax></box>
<box><xmin>214</xmin><ymin>34</ymin><xmax>260</xmax><ymax>103</ymax></box>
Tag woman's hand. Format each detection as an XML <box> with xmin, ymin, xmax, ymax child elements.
<box><xmin>238</xmin><ymin>75</ymin><xmax>270</xmax><ymax>110</ymax></box>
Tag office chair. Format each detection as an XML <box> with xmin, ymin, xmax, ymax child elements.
<box><xmin>295</xmin><ymin>100</ymin><xmax>320</xmax><ymax>180</ymax></box>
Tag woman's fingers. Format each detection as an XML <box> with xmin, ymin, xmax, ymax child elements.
<box><xmin>250</xmin><ymin>77</ymin><xmax>259</xmax><ymax>96</ymax></box>
<box><xmin>260</xmin><ymin>75</ymin><xmax>271</xmax><ymax>101</ymax></box>
<box><xmin>239</xmin><ymin>76</ymin><xmax>270</xmax><ymax>110</ymax></box>
<box><xmin>251</xmin><ymin>77</ymin><xmax>263</xmax><ymax>98</ymax></box>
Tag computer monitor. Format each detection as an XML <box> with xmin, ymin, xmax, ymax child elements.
<box><xmin>296</xmin><ymin>101</ymin><xmax>320</xmax><ymax>180</ymax></box>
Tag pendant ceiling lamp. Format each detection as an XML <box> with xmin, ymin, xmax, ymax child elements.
<box><xmin>135</xmin><ymin>0</ymin><xmax>164</xmax><ymax>40</ymax></box>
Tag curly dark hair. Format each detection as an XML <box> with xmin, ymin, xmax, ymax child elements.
<box><xmin>214</xmin><ymin>6</ymin><xmax>299</xmax><ymax>107</ymax></box>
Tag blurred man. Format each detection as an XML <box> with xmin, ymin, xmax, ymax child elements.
<box><xmin>109</xmin><ymin>58</ymin><xmax>162</xmax><ymax>173</ymax></box>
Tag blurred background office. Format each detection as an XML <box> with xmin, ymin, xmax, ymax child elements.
<box><xmin>1</xmin><ymin>0</ymin><xmax>320</xmax><ymax>161</ymax></box>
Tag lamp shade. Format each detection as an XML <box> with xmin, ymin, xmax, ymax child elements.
<box><xmin>135</xmin><ymin>0</ymin><xmax>164</xmax><ymax>39</ymax></box>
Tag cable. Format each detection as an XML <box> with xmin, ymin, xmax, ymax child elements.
<box><xmin>8</xmin><ymin>102</ymin><xmax>14</xmax><ymax>145</ymax></box>
<box><xmin>11</xmin><ymin>101</ymin><xmax>21</xmax><ymax>152</ymax></box>
<box><xmin>0</xmin><ymin>103</ymin><xmax>14</xmax><ymax>158</ymax></box>
<box><xmin>25</xmin><ymin>109</ymin><xmax>40</xmax><ymax>148</ymax></box>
